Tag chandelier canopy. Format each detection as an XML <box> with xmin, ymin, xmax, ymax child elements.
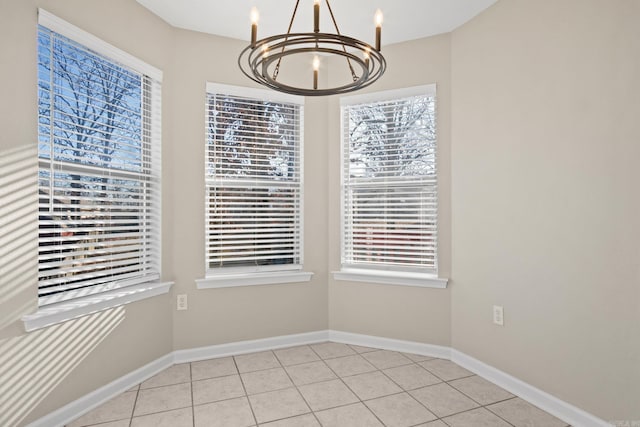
<box><xmin>238</xmin><ymin>0</ymin><xmax>386</xmax><ymax>96</ymax></box>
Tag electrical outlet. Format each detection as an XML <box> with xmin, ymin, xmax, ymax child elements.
<box><xmin>177</xmin><ymin>294</ymin><xmax>188</xmax><ymax>311</ymax></box>
<box><xmin>493</xmin><ymin>305</ymin><xmax>504</xmax><ymax>326</ymax></box>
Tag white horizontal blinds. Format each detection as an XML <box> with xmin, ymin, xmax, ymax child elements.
<box><xmin>37</xmin><ymin>24</ymin><xmax>161</xmax><ymax>304</ymax></box>
<box><xmin>342</xmin><ymin>93</ymin><xmax>438</xmax><ymax>272</ymax></box>
<box><xmin>205</xmin><ymin>90</ymin><xmax>302</xmax><ymax>271</ymax></box>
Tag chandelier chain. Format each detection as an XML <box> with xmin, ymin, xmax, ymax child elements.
<box><xmin>325</xmin><ymin>0</ymin><xmax>358</xmax><ymax>81</ymax></box>
<box><xmin>273</xmin><ymin>0</ymin><xmax>301</xmax><ymax>81</ymax></box>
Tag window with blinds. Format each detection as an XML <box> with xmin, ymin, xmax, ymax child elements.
<box><xmin>341</xmin><ymin>87</ymin><xmax>438</xmax><ymax>273</ymax></box>
<box><xmin>205</xmin><ymin>84</ymin><xmax>303</xmax><ymax>274</ymax></box>
<box><xmin>37</xmin><ymin>11</ymin><xmax>162</xmax><ymax>305</ymax></box>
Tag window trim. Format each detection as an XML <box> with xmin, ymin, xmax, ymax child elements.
<box><xmin>22</xmin><ymin>281</ymin><xmax>174</xmax><ymax>332</ymax></box>
<box><xmin>24</xmin><ymin>10</ymin><xmax>166</xmax><ymax>329</ymax></box>
<box><xmin>337</xmin><ymin>85</ymin><xmax>447</xmax><ymax>287</ymax></box>
<box><xmin>201</xmin><ymin>83</ymin><xmax>312</xmax><ymax>287</ymax></box>
<box><xmin>332</xmin><ymin>269</ymin><xmax>447</xmax><ymax>289</ymax></box>
<box><xmin>38</xmin><ymin>9</ymin><xmax>162</xmax><ymax>81</ymax></box>
<box><xmin>197</xmin><ymin>270</ymin><xmax>313</xmax><ymax>289</ymax></box>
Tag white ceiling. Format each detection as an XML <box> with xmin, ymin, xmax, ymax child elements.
<box><xmin>136</xmin><ymin>0</ymin><xmax>497</xmax><ymax>46</ymax></box>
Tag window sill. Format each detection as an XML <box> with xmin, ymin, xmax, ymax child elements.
<box><xmin>332</xmin><ymin>269</ymin><xmax>448</xmax><ymax>289</ymax></box>
<box><xmin>22</xmin><ymin>281</ymin><xmax>174</xmax><ymax>332</ymax></box>
<box><xmin>196</xmin><ymin>270</ymin><xmax>314</xmax><ymax>289</ymax></box>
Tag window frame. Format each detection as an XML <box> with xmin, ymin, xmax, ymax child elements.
<box><xmin>198</xmin><ymin>83</ymin><xmax>312</xmax><ymax>289</ymax></box>
<box><xmin>334</xmin><ymin>85</ymin><xmax>448</xmax><ymax>288</ymax></box>
<box><xmin>23</xmin><ymin>9</ymin><xmax>171</xmax><ymax>331</ymax></box>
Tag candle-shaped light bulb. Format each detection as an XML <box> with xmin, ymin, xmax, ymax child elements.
<box><xmin>250</xmin><ymin>7</ymin><xmax>259</xmax><ymax>46</ymax></box>
<box><xmin>364</xmin><ymin>47</ymin><xmax>371</xmax><ymax>70</ymax></box>
<box><xmin>314</xmin><ymin>0</ymin><xmax>320</xmax><ymax>33</ymax></box>
<box><xmin>374</xmin><ymin>9</ymin><xmax>383</xmax><ymax>51</ymax></box>
<box><xmin>313</xmin><ymin>56</ymin><xmax>320</xmax><ymax>90</ymax></box>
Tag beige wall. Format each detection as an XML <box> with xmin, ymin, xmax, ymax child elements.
<box><xmin>3</xmin><ymin>0</ymin><xmax>639</xmax><ymax>423</ymax></box>
<box><xmin>451</xmin><ymin>0</ymin><xmax>640</xmax><ymax>421</ymax></box>
<box><xmin>168</xmin><ymin>29</ymin><xmax>329</xmax><ymax>350</ymax></box>
<box><xmin>1</xmin><ymin>1</ymin><xmax>174</xmax><ymax>425</ymax></box>
<box><xmin>1</xmin><ymin>1</ymin><xmax>329</xmax><ymax>424</ymax></box>
<box><xmin>326</xmin><ymin>35</ymin><xmax>453</xmax><ymax>346</ymax></box>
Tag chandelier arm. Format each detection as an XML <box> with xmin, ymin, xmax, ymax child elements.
<box><xmin>273</xmin><ymin>0</ymin><xmax>301</xmax><ymax>81</ymax></box>
<box><xmin>325</xmin><ymin>0</ymin><xmax>358</xmax><ymax>81</ymax></box>
<box><xmin>240</xmin><ymin>33</ymin><xmax>385</xmax><ymax>96</ymax></box>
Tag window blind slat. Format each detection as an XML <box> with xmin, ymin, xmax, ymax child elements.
<box><xmin>205</xmin><ymin>90</ymin><xmax>303</xmax><ymax>271</ymax></box>
<box><xmin>37</xmin><ymin>23</ymin><xmax>161</xmax><ymax>304</ymax></box>
<box><xmin>342</xmin><ymin>93</ymin><xmax>438</xmax><ymax>273</ymax></box>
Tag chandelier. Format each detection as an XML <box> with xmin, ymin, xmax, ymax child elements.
<box><xmin>238</xmin><ymin>0</ymin><xmax>386</xmax><ymax>96</ymax></box>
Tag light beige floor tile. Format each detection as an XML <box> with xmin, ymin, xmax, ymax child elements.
<box><xmin>419</xmin><ymin>359</ymin><xmax>474</xmax><ymax>381</ymax></box>
<box><xmin>487</xmin><ymin>397</ymin><xmax>568</xmax><ymax>427</ymax></box>
<box><xmin>401</xmin><ymin>352</ymin><xmax>435</xmax><ymax>363</ymax></box>
<box><xmin>134</xmin><ymin>382</ymin><xmax>191</xmax><ymax>416</ymax></box>
<box><xmin>314</xmin><ymin>403</ymin><xmax>384</xmax><ymax>427</ymax></box>
<box><xmin>192</xmin><ymin>374</ymin><xmax>245</xmax><ymax>405</ymax></box>
<box><xmin>191</xmin><ymin>356</ymin><xmax>238</xmax><ymax>381</ymax></box>
<box><xmin>131</xmin><ymin>407</ymin><xmax>193</xmax><ymax>427</ymax></box>
<box><xmin>365</xmin><ymin>392</ymin><xmax>437</xmax><ymax>427</ymax></box>
<box><xmin>449</xmin><ymin>375</ymin><xmax>514</xmax><ymax>405</ymax></box>
<box><xmin>324</xmin><ymin>354</ymin><xmax>377</xmax><ymax>377</ymax></box>
<box><xmin>235</xmin><ymin>351</ymin><xmax>281</xmax><ymax>373</ymax></box>
<box><xmin>297</xmin><ymin>379</ymin><xmax>359</xmax><ymax>411</ymax></box>
<box><xmin>241</xmin><ymin>367</ymin><xmax>293</xmax><ymax>395</ymax></box>
<box><xmin>310</xmin><ymin>342</ymin><xmax>356</xmax><ymax>359</ymax></box>
<box><xmin>285</xmin><ymin>361</ymin><xmax>337</xmax><ymax>386</ymax></box>
<box><xmin>249</xmin><ymin>387</ymin><xmax>310</xmax><ymax>424</ymax></box>
<box><xmin>259</xmin><ymin>413</ymin><xmax>320</xmax><ymax>427</ymax></box>
<box><xmin>342</xmin><ymin>371</ymin><xmax>402</xmax><ymax>400</ymax></box>
<box><xmin>141</xmin><ymin>364</ymin><xmax>191</xmax><ymax>389</ymax></box>
<box><xmin>127</xmin><ymin>384</ymin><xmax>141</xmax><ymax>392</ymax></box>
<box><xmin>67</xmin><ymin>391</ymin><xmax>136</xmax><ymax>426</ymax></box>
<box><xmin>274</xmin><ymin>346</ymin><xmax>320</xmax><ymax>366</ymax></box>
<box><xmin>383</xmin><ymin>364</ymin><xmax>442</xmax><ymax>390</ymax></box>
<box><xmin>349</xmin><ymin>344</ymin><xmax>378</xmax><ymax>353</ymax></box>
<box><xmin>194</xmin><ymin>396</ymin><xmax>255</xmax><ymax>427</ymax></box>
<box><xmin>410</xmin><ymin>383</ymin><xmax>479</xmax><ymax>418</ymax></box>
<box><xmin>443</xmin><ymin>407</ymin><xmax>512</xmax><ymax>427</ymax></box>
<box><xmin>361</xmin><ymin>350</ymin><xmax>412</xmax><ymax>369</ymax></box>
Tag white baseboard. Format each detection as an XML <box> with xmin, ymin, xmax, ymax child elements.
<box><xmin>173</xmin><ymin>330</ymin><xmax>329</xmax><ymax>363</ymax></box>
<box><xmin>450</xmin><ymin>350</ymin><xmax>612</xmax><ymax>427</ymax></box>
<box><xmin>28</xmin><ymin>353</ymin><xmax>173</xmax><ymax>427</ymax></box>
<box><xmin>328</xmin><ymin>330</ymin><xmax>451</xmax><ymax>360</ymax></box>
<box><xmin>29</xmin><ymin>330</ymin><xmax>610</xmax><ymax>427</ymax></box>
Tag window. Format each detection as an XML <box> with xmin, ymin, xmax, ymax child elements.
<box><xmin>337</xmin><ymin>85</ymin><xmax>446</xmax><ymax>287</ymax></box>
<box><xmin>36</xmin><ymin>10</ymin><xmax>162</xmax><ymax>305</ymax></box>
<box><xmin>200</xmin><ymin>83</ymin><xmax>310</xmax><ymax>288</ymax></box>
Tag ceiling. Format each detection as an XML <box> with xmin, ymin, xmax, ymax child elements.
<box><xmin>136</xmin><ymin>0</ymin><xmax>497</xmax><ymax>46</ymax></box>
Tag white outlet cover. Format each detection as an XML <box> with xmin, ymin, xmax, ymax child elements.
<box><xmin>177</xmin><ymin>294</ymin><xmax>188</xmax><ymax>311</ymax></box>
<box><xmin>493</xmin><ymin>305</ymin><xmax>504</xmax><ymax>326</ymax></box>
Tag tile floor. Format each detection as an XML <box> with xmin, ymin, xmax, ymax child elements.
<box><xmin>66</xmin><ymin>342</ymin><xmax>570</xmax><ymax>427</ymax></box>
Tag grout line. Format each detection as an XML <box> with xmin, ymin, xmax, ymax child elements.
<box><xmin>138</xmin><ymin>379</ymin><xmax>192</xmax><ymax>391</ymax></box>
<box><xmin>105</xmin><ymin>342</ymin><xmax>556</xmax><ymax>427</ymax></box>
<box><xmin>483</xmin><ymin>397</ymin><xmax>520</xmax><ymax>427</ymax></box>
<box><xmin>233</xmin><ymin>353</ymin><xmax>259</xmax><ymax>426</ymax></box>
<box><xmin>312</xmin><ymin>344</ymin><xmax>388</xmax><ymax>426</ymax></box>
<box><xmin>441</xmin><ymin>375</ymin><xmax>518</xmax><ymax>427</ymax></box>
<box><xmin>128</xmin><ymin>384</ymin><xmax>140</xmax><ymax>426</ymax></box>
<box><xmin>278</xmin><ymin>347</ymin><xmax>320</xmax><ymax>425</ymax></box>
<box><xmin>126</xmin><ymin>405</ymin><xmax>194</xmax><ymax>420</ymax></box>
